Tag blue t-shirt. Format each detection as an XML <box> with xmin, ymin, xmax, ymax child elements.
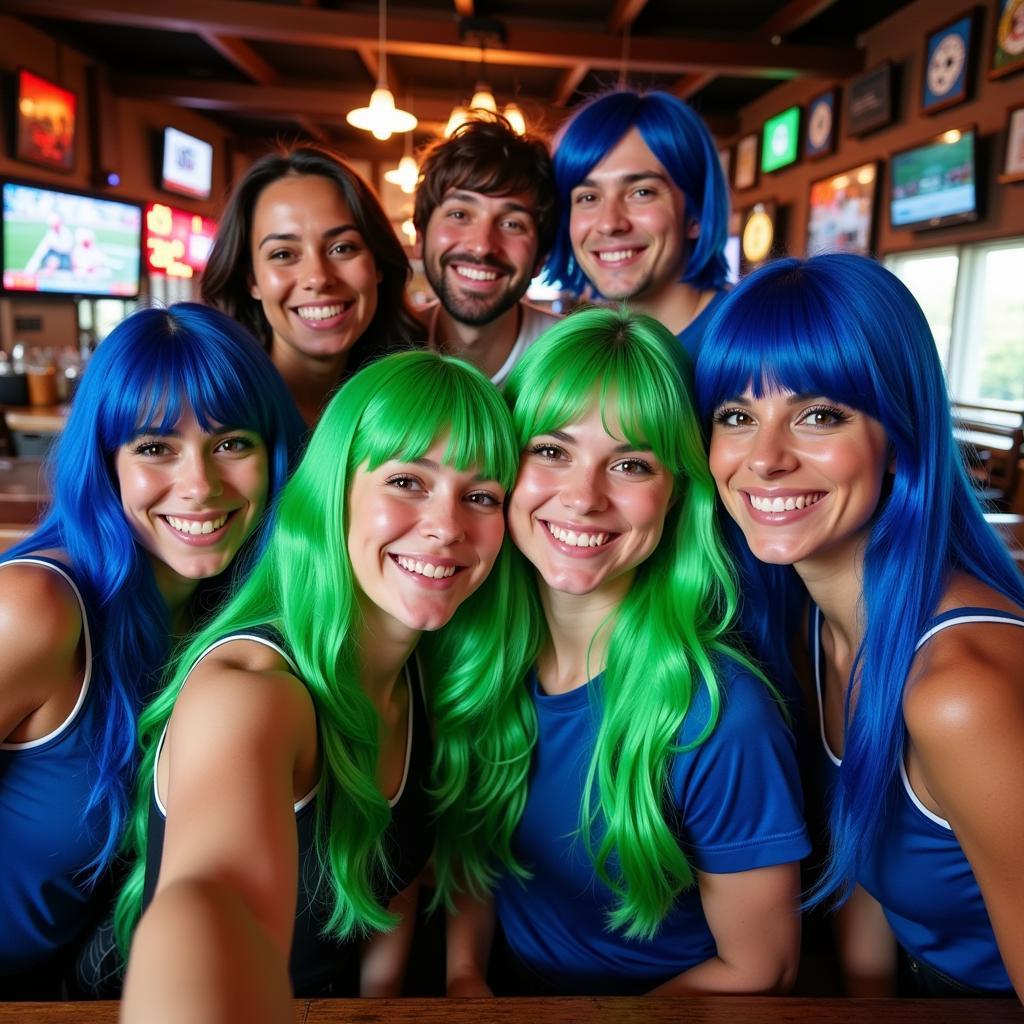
<box><xmin>677</xmin><ymin>290</ymin><xmax>728</xmax><ymax>362</ymax></box>
<box><xmin>0</xmin><ymin>557</ymin><xmax>104</xmax><ymax>976</ymax></box>
<box><xmin>812</xmin><ymin>605</ymin><xmax>1023</xmax><ymax>993</ymax></box>
<box><xmin>494</xmin><ymin>658</ymin><xmax>810</xmax><ymax>994</ymax></box>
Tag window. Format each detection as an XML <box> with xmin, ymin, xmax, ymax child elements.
<box><xmin>887</xmin><ymin>238</ymin><xmax>1024</xmax><ymax>403</ymax></box>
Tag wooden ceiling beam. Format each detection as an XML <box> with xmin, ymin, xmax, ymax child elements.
<box><xmin>2</xmin><ymin>0</ymin><xmax>862</xmax><ymax>78</ymax></box>
<box><xmin>553</xmin><ymin>64</ymin><xmax>589</xmax><ymax>107</ymax></box>
<box><xmin>199</xmin><ymin>32</ymin><xmax>279</xmax><ymax>83</ymax></box>
<box><xmin>608</xmin><ymin>0</ymin><xmax>648</xmax><ymax>34</ymax></box>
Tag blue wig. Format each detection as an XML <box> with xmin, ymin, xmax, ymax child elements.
<box><xmin>5</xmin><ymin>303</ymin><xmax>304</xmax><ymax>881</ymax></box>
<box><xmin>546</xmin><ymin>89</ymin><xmax>729</xmax><ymax>295</ymax></box>
<box><xmin>694</xmin><ymin>254</ymin><xmax>1024</xmax><ymax>905</ymax></box>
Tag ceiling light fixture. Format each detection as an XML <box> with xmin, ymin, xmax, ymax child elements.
<box><xmin>384</xmin><ymin>131</ymin><xmax>419</xmax><ymax>194</ymax></box>
<box><xmin>346</xmin><ymin>0</ymin><xmax>416</xmax><ymax>141</ymax></box>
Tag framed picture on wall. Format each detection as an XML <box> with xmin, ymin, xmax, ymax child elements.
<box><xmin>805</xmin><ymin>88</ymin><xmax>839</xmax><ymax>159</ymax></box>
<box><xmin>1000</xmin><ymin>103</ymin><xmax>1024</xmax><ymax>182</ymax></box>
<box><xmin>14</xmin><ymin>68</ymin><xmax>77</xmax><ymax>172</ymax></box>
<box><xmin>989</xmin><ymin>0</ymin><xmax>1024</xmax><ymax>79</ymax></box>
<box><xmin>740</xmin><ymin>200</ymin><xmax>777</xmax><ymax>272</ymax></box>
<box><xmin>734</xmin><ymin>133</ymin><xmax>759</xmax><ymax>190</ymax></box>
<box><xmin>846</xmin><ymin>62</ymin><xmax>894</xmax><ymax>137</ymax></box>
<box><xmin>921</xmin><ymin>9</ymin><xmax>978</xmax><ymax>115</ymax></box>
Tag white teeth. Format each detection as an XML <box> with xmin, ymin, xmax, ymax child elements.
<box><xmin>455</xmin><ymin>266</ymin><xmax>499</xmax><ymax>281</ymax></box>
<box><xmin>597</xmin><ymin>249</ymin><xmax>638</xmax><ymax>262</ymax></box>
<box><xmin>396</xmin><ymin>556</ymin><xmax>457</xmax><ymax>579</ymax></box>
<box><xmin>165</xmin><ymin>513</ymin><xmax>229</xmax><ymax>536</ymax></box>
<box><xmin>749</xmin><ymin>493</ymin><xmax>823</xmax><ymax>513</ymax></box>
<box><xmin>296</xmin><ymin>304</ymin><xmax>344</xmax><ymax>321</ymax></box>
<box><xmin>546</xmin><ymin>522</ymin><xmax>608</xmax><ymax>548</ymax></box>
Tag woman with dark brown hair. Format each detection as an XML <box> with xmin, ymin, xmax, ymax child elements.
<box><xmin>203</xmin><ymin>146</ymin><xmax>423</xmax><ymax>425</ymax></box>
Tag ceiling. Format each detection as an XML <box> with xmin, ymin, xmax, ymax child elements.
<box><xmin>1</xmin><ymin>0</ymin><xmax>916</xmax><ymax>157</ymax></box>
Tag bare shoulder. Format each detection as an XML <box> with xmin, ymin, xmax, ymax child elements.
<box><xmin>904</xmin><ymin>579</ymin><xmax>1024</xmax><ymax>750</ymax></box>
<box><xmin>0</xmin><ymin>556</ymin><xmax>83</xmax><ymax>649</ymax></box>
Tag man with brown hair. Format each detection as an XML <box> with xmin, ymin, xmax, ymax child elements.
<box><xmin>414</xmin><ymin>115</ymin><xmax>559</xmax><ymax>386</ymax></box>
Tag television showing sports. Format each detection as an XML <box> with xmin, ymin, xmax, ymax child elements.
<box><xmin>2</xmin><ymin>181</ymin><xmax>142</xmax><ymax>297</ymax></box>
<box><xmin>160</xmin><ymin>127</ymin><xmax>214</xmax><ymax>200</ymax></box>
<box><xmin>761</xmin><ymin>107</ymin><xmax>801</xmax><ymax>174</ymax></box>
<box><xmin>890</xmin><ymin>128</ymin><xmax>979</xmax><ymax>230</ymax></box>
<box><xmin>806</xmin><ymin>162</ymin><xmax>879</xmax><ymax>257</ymax></box>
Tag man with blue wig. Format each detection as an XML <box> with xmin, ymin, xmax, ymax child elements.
<box><xmin>547</xmin><ymin>89</ymin><xmax>730</xmax><ymax>359</ymax></box>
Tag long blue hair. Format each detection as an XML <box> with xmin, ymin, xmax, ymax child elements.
<box><xmin>5</xmin><ymin>303</ymin><xmax>305</xmax><ymax>882</ymax></box>
<box><xmin>694</xmin><ymin>254</ymin><xmax>1024</xmax><ymax>904</ymax></box>
<box><xmin>546</xmin><ymin>89</ymin><xmax>729</xmax><ymax>295</ymax></box>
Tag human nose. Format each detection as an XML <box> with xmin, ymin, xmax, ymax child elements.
<box><xmin>301</xmin><ymin>250</ymin><xmax>332</xmax><ymax>291</ymax></box>
<box><xmin>420</xmin><ymin>494</ymin><xmax>467</xmax><ymax>545</ymax></box>
<box><xmin>560</xmin><ymin>463</ymin><xmax>608</xmax><ymax>515</ymax></box>
<box><xmin>595</xmin><ymin>196</ymin><xmax>629</xmax><ymax>235</ymax></box>
<box><xmin>747</xmin><ymin>425</ymin><xmax>798</xmax><ymax>478</ymax></box>
<box><xmin>176</xmin><ymin>449</ymin><xmax>223</xmax><ymax>503</ymax></box>
<box><xmin>463</xmin><ymin>217</ymin><xmax>499</xmax><ymax>258</ymax></box>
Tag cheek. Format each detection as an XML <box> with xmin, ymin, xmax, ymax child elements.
<box><xmin>472</xmin><ymin>515</ymin><xmax>507</xmax><ymax>567</ymax></box>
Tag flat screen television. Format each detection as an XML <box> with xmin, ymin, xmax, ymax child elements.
<box><xmin>761</xmin><ymin>106</ymin><xmax>801</xmax><ymax>174</ymax></box>
<box><xmin>806</xmin><ymin>161</ymin><xmax>879</xmax><ymax>257</ymax></box>
<box><xmin>160</xmin><ymin>127</ymin><xmax>214</xmax><ymax>200</ymax></box>
<box><xmin>890</xmin><ymin>127</ymin><xmax>979</xmax><ymax>230</ymax></box>
<box><xmin>2</xmin><ymin>180</ymin><xmax>142</xmax><ymax>297</ymax></box>
<box><xmin>15</xmin><ymin>68</ymin><xmax>77</xmax><ymax>172</ymax></box>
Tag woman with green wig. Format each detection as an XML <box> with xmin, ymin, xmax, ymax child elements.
<box><xmin>436</xmin><ymin>307</ymin><xmax>810</xmax><ymax>996</ymax></box>
<box><xmin>116</xmin><ymin>350</ymin><xmax>518</xmax><ymax>1023</ymax></box>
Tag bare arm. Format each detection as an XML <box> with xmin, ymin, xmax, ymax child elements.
<box><xmin>359</xmin><ymin>877</ymin><xmax>420</xmax><ymax>997</ymax></box>
<box><xmin>121</xmin><ymin>649</ymin><xmax>317</xmax><ymax>1023</ymax></box>
<box><xmin>905</xmin><ymin>623</ymin><xmax>1024</xmax><ymax>1001</ymax></box>
<box><xmin>834</xmin><ymin>884</ymin><xmax>897</xmax><ymax>996</ymax></box>
<box><xmin>0</xmin><ymin>561</ymin><xmax>83</xmax><ymax>743</ymax></box>
<box><xmin>647</xmin><ymin>863</ymin><xmax>801</xmax><ymax>995</ymax></box>
<box><xmin>446</xmin><ymin>889</ymin><xmax>496</xmax><ymax>997</ymax></box>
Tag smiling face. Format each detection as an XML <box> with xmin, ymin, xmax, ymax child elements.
<box><xmin>345</xmin><ymin>437</ymin><xmax>507</xmax><ymax>636</ymax></box>
<box><xmin>709</xmin><ymin>389</ymin><xmax>890</xmax><ymax>570</ymax></box>
<box><xmin>421</xmin><ymin>187</ymin><xmax>540</xmax><ymax>327</ymax></box>
<box><xmin>508</xmin><ymin>400</ymin><xmax>674</xmax><ymax>600</ymax></box>
<box><xmin>249</xmin><ymin>173</ymin><xmax>381</xmax><ymax>367</ymax></box>
<box><xmin>568</xmin><ymin>128</ymin><xmax>694</xmax><ymax>305</ymax></box>
<box><xmin>115</xmin><ymin>409</ymin><xmax>269</xmax><ymax>599</ymax></box>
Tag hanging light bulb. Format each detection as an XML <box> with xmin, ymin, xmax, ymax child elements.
<box><xmin>444</xmin><ymin>105</ymin><xmax>469</xmax><ymax>137</ymax></box>
<box><xmin>346</xmin><ymin>0</ymin><xmax>416</xmax><ymax>139</ymax></box>
<box><xmin>401</xmin><ymin>218</ymin><xmax>416</xmax><ymax>244</ymax></box>
<box><xmin>503</xmin><ymin>102</ymin><xmax>526</xmax><ymax>136</ymax></box>
<box><xmin>385</xmin><ymin>154</ymin><xmax>419</xmax><ymax>194</ymax></box>
<box><xmin>469</xmin><ymin>81</ymin><xmax>497</xmax><ymax>113</ymax></box>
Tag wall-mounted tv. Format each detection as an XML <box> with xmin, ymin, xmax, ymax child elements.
<box><xmin>761</xmin><ymin>106</ymin><xmax>801</xmax><ymax>174</ymax></box>
<box><xmin>15</xmin><ymin>69</ymin><xmax>77</xmax><ymax>172</ymax></box>
<box><xmin>890</xmin><ymin>127</ymin><xmax>979</xmax><ymax>231</ymax></box>
<box><xmin>160</xmin><ymin>127</ymin><xmax>214</xmax><ymax>200</ymax></box>
<box><xmin>806</xmin><ymin>161</ymin><xmax>880</xmax><ymax>257</ymax></box>
<box><xmin>2</xmin><ymin>181</ymin><xmax>142</xmax><ymax>297</ymax></box>
<box><xmin>145</xmin><ymin>202</ymin><xmax>217</xmax><ymax>278</ymax></box>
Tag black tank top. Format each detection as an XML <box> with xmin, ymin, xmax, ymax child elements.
<box><xmin>142</xmin><ymin>627</ymin><xmax>435</xmax><ymax>996</ymax></box>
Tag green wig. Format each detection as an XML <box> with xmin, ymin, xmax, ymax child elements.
<box><xmin>116</xmin><ymin>350</ymin><xmax>519</xmax><ymax>951</ymax></box>
<box><xmin>432</xmin><ymin>307</ymin><xmax>764</xmax><ymax>939</ymax></box>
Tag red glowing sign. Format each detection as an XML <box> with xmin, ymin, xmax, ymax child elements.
<box><xmin>144</xmin><ymin>202</ymin><xmax>217</xmax><ymax>278</ymax></box>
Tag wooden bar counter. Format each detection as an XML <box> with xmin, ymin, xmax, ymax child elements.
<box><xmin>1</xmin><ymin>998</ymin><xmax>1021</xmax><ymax>1024</ymax></box>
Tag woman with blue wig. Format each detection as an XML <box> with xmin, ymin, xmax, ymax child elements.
<box><xmin>546</xmin><ymin>89</ymin><xmax>730</xmax><ymax>359</ymax></box>
<box><xmin>0</xmin><ymin>304</ymin><xmax>303</xmax><ymax>997</ymax></box>
<box><xmin>695</xmin><ymin>254</ymin><xmax>1024</xmax><ymax>999</ymax></box>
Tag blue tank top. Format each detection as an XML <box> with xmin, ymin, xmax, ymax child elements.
<box><xmin>141</xmin><ymin>628</ymin><xmax>435</xmax><ymax>996</ymax></box>
<box><xmin>0</xmin><ymin>557</ymin><xmax>105</xmax><ymax>975</ymax></box>
<box><xmin>495</xmin><ymin>658</ymin><xmax>810</xmax><ymax>994</ymax></box>
<box><xmin>812</xmin><ymin>605</ymin><xmax>1023</xmax><ymax>993</ymax></box>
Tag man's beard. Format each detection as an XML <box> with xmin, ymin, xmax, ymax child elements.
<box><xmin>426</xmin><ymin>254</ymin><xmax>525</xmax><ymax>327</ymax></box>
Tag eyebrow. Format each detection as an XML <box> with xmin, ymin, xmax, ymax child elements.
<box><xmin>256</xmin><ymin>224</ymin><xmax>359</xmax><ymax>249</ymax></box>
<box><xmin>575</xmin><ymin>170</ymin><xmax>670</xmax><ymax>189</ymax></box>
<box><xmin>443</xmin><ymin>191</ymin><xmax>535</xmax><ymax>217</ymax></box>
<box><xmin>544</xmin><ymin>428</ymin><xmax>652</xmax><ymax>453</ymax></box>
<box><xmin>403</xmin><ymin>456</ymin><xmax>494</xmax><ymax>483</ymax></box>
<box><xmin>724</xmin><ymin>391</ymin><xmax>826</xmax><ymax>407</ymax></box>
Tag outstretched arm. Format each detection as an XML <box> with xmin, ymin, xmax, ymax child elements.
<box><xmin>834</xmin><ymin>884</ymin><xmax>897</xmax><ymax>996</ymax></box>
<box><xmin>446</xmin><ymin>889</ymin><xmax>496</xmax><ymax>997</ymax></box>
<box><xmin>360</xmin><ymin>877</ymin><xmax>420</xmax><ymax>996</ymax></box>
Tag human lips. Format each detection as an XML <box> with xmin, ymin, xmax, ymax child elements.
<box><xmin>389</xmin><ymin>552</ymin><xmax>467</xmax><ymax>585</ymax></box>
<box><xmin>442</xmin><ymin>254</ymin><xmax>512</xmax><ymax>286</ymax></box>
<box><xmin>593</xmin><ymin>247</ymin><xmax>646</xmax><ymax>265</ymax></box>
<box><xmin>292</xmin><ymin>301</ymin><xmax>353</xmax><ymax>324</ymax></box>
<box><xmin>741</xmin><ymin>489</ymin><xmax>828</xmax><ymax>522</ymax></box>
<box><xmin>540</xmin><ymin>518</ymin><xmax>618</xmax><ymax>554</ymax></box>
<box><xmin>158</xmin><ymin>510</ymin><xmax>240</xmax><ymax>546</ymax></box>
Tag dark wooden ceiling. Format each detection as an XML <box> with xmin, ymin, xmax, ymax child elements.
<box><xmin>0</xmin><ymin>0</ymin><xmax>916</xmax><ymax>157</ymax></box>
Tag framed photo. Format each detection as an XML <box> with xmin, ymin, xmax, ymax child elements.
<box><xmin>761</xmin><ymin>106</ymin><xmax>801</xmax><ymax>174</ymax></box>
<box><xmin>805</xmin><ymin>89</ymin><xmax>839</xmax><ymax>160</ymax></box>
<box><xmin>921</xmin><ymin>9</ymin><xmax>978</xmax><ymax>115</ymax></box>
<box><xmin>1000</xmin><ymin>103</ymin><xmax>1024</xmax><ymax>182</ymax></box>
<box><xmin>734</xmin><ymin>133</ymin><xmax>759</xmax><ymax>191</ymax></box>
<box><xmin>740</xmin><ymin>201</ymin><xmax>777</xmax><ymax>272</ymax></box>
<box><xmin>806</xmin><ymin>161</ymin><xmax>879</xmax><ymax>256</ymax></box>
<box><xmin>14</xmin><ymin>68</ymin><xmax>77</xmax><ymax>172</ymax></box>
<box><xmin>990</xmin><ymin>0</ymin><xmax>1024</xmax><ymax>79</ymax></box>
<box><xmin>846</xmin><ymin>62</ymin><xmax>894</xmax><ymax>137</ymax></box>
<box><xmin>717</xmin><ymin>146</ymin><xmax>731</xmax><ymax>186</ymax></box>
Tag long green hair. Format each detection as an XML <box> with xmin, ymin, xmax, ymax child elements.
<box><xmin>432</xmin><ymin>307</ymin><xmax>763</xmax><ymax>939</ymax></box>
<box><xmin>116</xmin><ymin>350</ymin><xmax>518</xmax><ymax>951</ymax></box>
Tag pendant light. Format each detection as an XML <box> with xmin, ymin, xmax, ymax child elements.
<box><xmin>347</xmin><ymin>0</ymin><xmax>416</xmax><ymax>141</ymax></box>
<box><xmin>384</xmin><ymin>130</ymin><xmax>419</xmax><ymax>194</ymax></box>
